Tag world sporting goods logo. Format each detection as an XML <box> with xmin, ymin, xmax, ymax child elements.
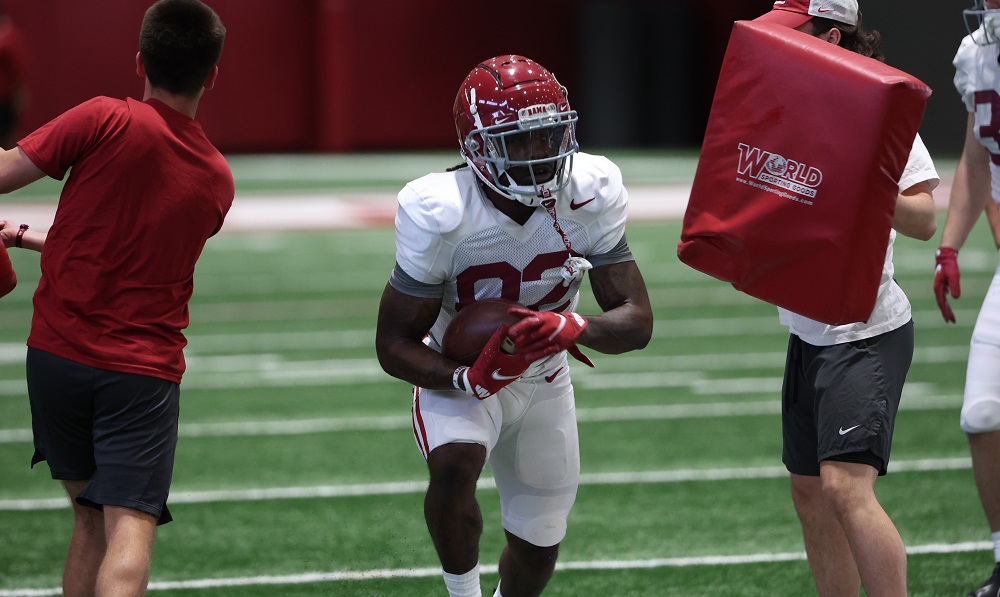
<box><xmin>736</xmin><ymin>142</ymin><xmax>824</xmax><ymax>204</ymax></box>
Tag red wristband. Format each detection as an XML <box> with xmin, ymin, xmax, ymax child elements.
<box><xmin>15</xmin><ymin>224</ymin><xmax>27</xmax><ymax>249</ymax></box>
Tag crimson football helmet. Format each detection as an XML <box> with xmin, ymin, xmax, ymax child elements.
<box><xmin>453</xmin><ymin>55</ymin><xmax>579</xmax><ymax>207</ymax></box>
<box><xmin>965</xmin><ymin>0</ymin><xmax>1000</xmax><ymax>45</ymax></box>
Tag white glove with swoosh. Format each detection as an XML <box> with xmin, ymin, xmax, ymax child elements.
<box><xmin>453</xmin><ymin>324</ymin><xmax>530</xmax><ymax>399</ymax></box>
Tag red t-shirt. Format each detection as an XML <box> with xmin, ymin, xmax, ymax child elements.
<box><xmin>19</xmin><ymin>97</ymin><xmax>235</xmax><ymax>383</ymax></box>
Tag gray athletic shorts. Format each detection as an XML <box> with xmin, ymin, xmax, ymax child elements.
<box><xmin>27</xmin><ymin>347</ymin><xmax>179</xmax><ymax>525</ymax></box>
<box><xmin>781</xmin><ymin>320</ymin><xmax>913</xmax><ymax>477</ymax></box>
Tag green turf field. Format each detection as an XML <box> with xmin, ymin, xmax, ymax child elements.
<box><xmin>0</xmin><ymin>152</ymin><xmax>995</xmax><ymax>595</ymax></box>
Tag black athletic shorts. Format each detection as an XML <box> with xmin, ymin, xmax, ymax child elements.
<box><xmin>27</xmin><ymin>347</ymin><xmax>180</xmax><ymax>525</ymax></box>
<box><xmin>781</xmin><ymin>320</ymin><xmax>913</xmax><ymax>477</ymax></box>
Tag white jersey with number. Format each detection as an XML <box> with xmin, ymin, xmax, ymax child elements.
<box><xmin>392</xmin><ymin>152</ymin><xmax>630</xmax><ymax>351</ymax></box>
<box><xmin>777</xmin><ymin>135</ymin><xmax>939</xmax><ymax>346</ymax></box>
<box><xmin>955</xmin><ymin>33</ymin><xmax>1000</xmax><ymax>203</ymax></box>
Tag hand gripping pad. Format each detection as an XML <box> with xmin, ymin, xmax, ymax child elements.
<box><xmin>677</xmin><ymin>21</ymin><xmax>931</xmax><ymax>325</ymax></box>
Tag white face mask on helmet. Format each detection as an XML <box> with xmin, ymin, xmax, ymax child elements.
<box><xmin>454</xmin><ymin>55</ymin><xmax>580</xmax><ymax>207</ymax></box>
<box><xmin>965</xmin><ymin>0</ymin><xmax>1000</xmax><ymax>45</ymax></box>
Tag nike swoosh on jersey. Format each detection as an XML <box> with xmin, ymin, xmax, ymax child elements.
<box><xmin>838</xmin><ymin>424</ymin><xmax>862</xmax><ymax>435</ymax></box>
<box><xmin>544</xmin><ymin>368</ymin><xmax>563</xmax><ymax>383</ymax></box>
<box><xmin>817</xmin><ymin>7</ymin><xmax>830</xmax><ymax>12</ymax></box>
<box><xmin>570</xmin><ymin>197</ymin><xmax>595</xmax><ymax>210</ymax></box>
<box><xmin>491</xmin><ymin>369</ymin><xmax>521</xmax><ymax>381</ymax></box>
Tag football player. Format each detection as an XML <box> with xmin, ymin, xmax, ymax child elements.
<box><xmin>375</xmin><ymin>55</ymin><xmax>653</xmax><ymax>597</ymax></box>
<box><xmin>935</xmin><ymin>1</ymin><xmax>1000</xmax><ymax>594</ymax></box>
<box><xmin>753</xmin><ymin>1</ymin><xmax>938</xmax><ymax>596</ymax></box>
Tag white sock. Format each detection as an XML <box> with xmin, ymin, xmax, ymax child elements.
<box><xmin>442</xmin><ymin>565</ymin><xmax>481</xmax><ymax>597</ymax></box>
<box><xmin>992</xmin><ymin>531</ymin><xmax>1000</xmax><ymax>563</ymax></box>
<box><xmin>493</xmin><ymin>580</ymin><xmax>502</xmax><ymax>597</ymax></box>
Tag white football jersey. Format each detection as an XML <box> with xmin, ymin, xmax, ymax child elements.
<box><xmin>392</xmin><ymin>152</ymin><xmax>630</xmax><ymax>350</ymax></box>
<box><xmin>778</xmin><ymin>135</ymin><xmax>939</xmax><ymax>346</ymax></box>
<box><xmin>954</xmin><ymin>32</ymin><xmax>1000</xmax><ymax>203</ymax></box>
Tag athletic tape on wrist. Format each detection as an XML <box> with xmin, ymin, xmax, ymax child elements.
<box><xmin>453</xmin><ymin>366</ymin><xmax>470</xmax><ymax>393</ymax></box>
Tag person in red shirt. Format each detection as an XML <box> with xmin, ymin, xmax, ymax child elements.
<box><xmin>0</xmin><ymin>1</ymin><xmax>232</xmax><ymax>595</ymax></box>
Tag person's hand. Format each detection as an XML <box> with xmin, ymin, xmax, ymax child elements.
<box><xmin>934</xmin><ymin>247</ymin><xmax>960</xmax><ymax>323</ymax></box>
<box><xmin>507</xmin><ymin>307</ymin><xmax>594</xmax><ymax>367</ymax></box>
<box><xmin>454</xmin><ymin>324</ymin><xmax>529</xmax><ymax>399</ymax></box>
<box><xmin>0</xmin><ymin>220</ymin><xmax>17</xmax><ymax>248</ymax></box>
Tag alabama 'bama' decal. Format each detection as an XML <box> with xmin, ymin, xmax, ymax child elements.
<box><xmin>735</xmin><ymin>142</ymin><xmax>824</xmax><ymax>206</ymax></box>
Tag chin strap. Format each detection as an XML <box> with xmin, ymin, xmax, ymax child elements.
<box><xmin>540</xmin><ymin>190</ymin><xmax>592</xmax><ymax>287</ymax></box>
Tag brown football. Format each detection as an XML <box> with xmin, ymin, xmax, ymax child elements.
<box><xmin>441</xmin><ymin>298</ymin><xmax>523</xmax><ymax>365</ymax></box>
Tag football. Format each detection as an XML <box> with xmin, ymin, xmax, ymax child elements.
<box><xmin>441</xmin><ymin>298</ymin><xmax>523</xmax><ymax>365</ymax></box>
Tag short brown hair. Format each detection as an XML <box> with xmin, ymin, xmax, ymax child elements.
<box><xmin>139</xmin><ymin>0</ymin><xmax>226</xmax><ymax>96</ymax></box>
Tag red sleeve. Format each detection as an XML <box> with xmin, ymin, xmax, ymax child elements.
<box><xmin>18</xmin><ymin>97</ymin><xmax>124</xmax><ymax>181</ymax></box>
<box><xmin>0</xmin><ymin>243</ymin><xmax>16</xmax><ymax>298</ymax></box>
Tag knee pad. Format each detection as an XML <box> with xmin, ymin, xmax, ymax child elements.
<box><xmin>961</xmin><ymin>395</ymin><xmax>1000</xmax><ymax>433</ymax></box>
<box><xmin>962</xmin><ymin>337</ymin><xmax>1000</xmax><ymax>433</ymax></box>
<box><xmin>494</xmin><ymin>394</ymin><xmax>580</xmax><ymax>547</ymax></box>
<box><xmin>505</xmin><ymin>495</ymin><xmax>573</xmax><ymax>548</ymax></box>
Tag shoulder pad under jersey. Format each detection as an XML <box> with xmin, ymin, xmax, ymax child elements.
<box><xmin>397</xmin><ymin>171</ymin><xmax>467</xmax><ymax>235</ymax></box>
<box><xmin>570</xmin><ymin>152</ymin><xmax>625</xmax><ymax>208</ymax></box>
<box><xmin>953</xmin><ymin>34</ymin><xmax>1000</xmax><ymax>109</ymax></box>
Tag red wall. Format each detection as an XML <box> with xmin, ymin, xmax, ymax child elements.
<box><xmin>5</xmin><ymin>0</ymin><xmax>582</xmax><ymax>152</ymax></box>
<box><xmin>313</xmin><ymin>0</ymin><xmax>578</xmax><ymax>151</ymax></box>
<box><xmin>4</xmin><ymin>0</ymin><xmax>758</xmax><ymax>153</ymax></box>
<box><xmin>7</xmin><ymin>0</ymin><xmax>319</xmax><ymax>152</ymax></box>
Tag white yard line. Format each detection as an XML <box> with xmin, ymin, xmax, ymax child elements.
<box><xmin>0</xmin><ymin>457</ymin><xmax>973</xmax><ymax>512</ymax></box>
<box><xmin>0</xmin><ymin>538</ymin><xmax>987</xmax><ymax>596</ymax></box>
<box><xmin>0</xmin><ymin>343</ymin><xmax>974</xmax><ymax>398</ymax></box>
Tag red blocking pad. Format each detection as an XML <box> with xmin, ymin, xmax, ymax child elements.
<box><xmin>677</xmin><ymin>20</ymin><xmax>931</xmax><ymax>325</ymax></box>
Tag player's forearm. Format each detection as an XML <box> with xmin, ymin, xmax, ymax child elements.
<box><xmin>942</xmin><ymin>130</ymin><xmax>994</xmax><ymax>249</ymax></box>
<box><xmin>578</xmin><ymin>302</ymin><xmax>653</xmax><ymax>354</ymax></box>
<box><xmin>941</xmin><ymin>164</ymin><xmax>990</xmax><ymax>249</ymax></box>
<box><xmin>941</xmin><ymin>199</ymin><xmax>987</xmax><ymax>250</ymax></box>
<box><xmin>376</xmin><ymin>337</ymin><xmax>461</xmax><ymax>391</ymax></box>
<box><xmin>984</xmin><ymin>201</ymin><xmax>1000</xmax><ymax>250</ymax></box>
<box><xmin>578</xmin><ymin>261</ymin><xmax>653</xmax><ymax>354</ymax></box>
<box><xmin>375</xmin><ymin>284</ymin><xmax>458</xmax><ymax>390</ymax></box>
